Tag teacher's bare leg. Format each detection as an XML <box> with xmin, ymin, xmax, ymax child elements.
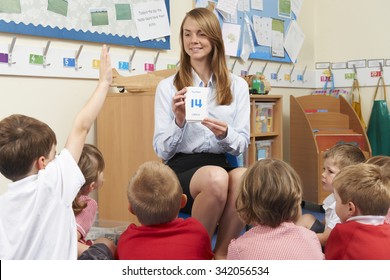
<box><xmin>213</xmin><ymin>167</ymin><xmax>246</xmax><ymax>259</ymax></box>
<box><xmin>190</xmin><ymin>165</ymin><xmax>229</xmax><ymax>239</ymax></box>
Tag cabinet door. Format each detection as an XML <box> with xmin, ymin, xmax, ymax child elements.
<box><xmin>97</xmin><ymin>93</ymin><xmax>159</xmax><ymax>223</ymax></box>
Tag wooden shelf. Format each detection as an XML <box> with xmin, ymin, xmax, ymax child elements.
<box><xmin>247</xmin><ymin>95</ymin><xmax>283</xmax><ymax>166</ymax></box>
<box><xmin>290</xmin><ymin>95</ymin><xmax>371</xmax><ymax>204</ymax></box>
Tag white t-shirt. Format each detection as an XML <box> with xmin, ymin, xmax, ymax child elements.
<box><xmin>323</xmin><ymin>193</ymin><xmax>340</xmax><ymax>229</ymax></box>
<box><xmin>0</xmin><ymin>149</ymin><xmax>85</xmax><ymax>260</ymax></box>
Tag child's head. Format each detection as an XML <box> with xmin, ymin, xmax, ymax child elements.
<box><xmin>78</xmin><ymin>144</ymin><xmax>105</xmax><ymax>193</ymax></box>
<box><xmin>236</xmin><ymin>158</ymin><xmax>302</xmax><ymax>227</ymax></box>
<box><xmin>73</xmin><ymin>144</ymin><xmax>105</xmax><ymax>215</ymax></box>
<box><xmin>366</xmin><ymin>156</ymin><xmax>390</xmax><ymax>176</ymax></box>
<box><xmin>322</xmin><ymin>144</ymin><xmax>366</xmax><ymax>192</ymax></box>
<box><xmin>0</xmin><ymin>114</ymin><xmax>57</xmax><ymax>181</ymax></box>
<box><xmin>127</xmin><ymin>161</ymin><xmax>186</xmax><ymax>226</ymax></box>
<box><xmin>333</xmin><ymin>163</ymin><xmax>390</xmax><ymax>222</ymax></box>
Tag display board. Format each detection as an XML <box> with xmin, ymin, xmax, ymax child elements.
<box><xmin>195</xmin><ymin>0</ymin><xmax>304</xmax><ymax>63</ymax></box>
<box><xmin>0</xmin><ymin>0</ymin><xmax>171</xmax><ymax>50</ymax></box>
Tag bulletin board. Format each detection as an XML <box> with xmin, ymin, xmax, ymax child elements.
<box><xmin>0</xmin><ymin>0</ymin><xmax>171</xmax><ymax>50</ymax></box>
<box><xmin>195</xmin><ymin>0</ymin><xmax>303</xmax><ymax>63</ymax></box>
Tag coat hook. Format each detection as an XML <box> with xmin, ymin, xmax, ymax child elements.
<box><xmin>353</xmin><ymin>64</ymin><xmax>357</xmax><ymax>80</ymax></box>
<box><xmin>154</xmin><ymin>51</ymin><xmax>160</xmax><ymax>70</ymax></box>
<box><xmin>379</xmin><ymin>62</ymin><xmax>384</xmax><ymax>74</ymax></box>
<box><xmin>301</xmin><ymin>65</ymin><xmax>307</xmax><ymax>83</ymax></box>
<box><xmin>8</xmin><ymin>36</ymin><xmax>17</xmax><ymax>65</ymax></box>
<box><xmin>230</xmin><ymin>58</ymin><xmax>237</xmax><ymax>73</ymax></box>
<box><xmin>260</xmin><ymin>62</ymin><xmax>268</xmax><ymax>74</ymax></box>
<box><xmin>247</xmin><ymin>60</ymin><xmax>254</xmax><ymax>73</ymax></box>
<box><xmin>75</xmin><ymin>44</ymin><xmax>83</xmax><ymax>70</ymax></box>
<box><xmin>128</xmin><ymin>48</ymin><xmax>136</xmax><ymax>72</ymax></box>
<box><xmin>43</xmin><ymin>40</ymin><xmax>51</xmax><ymax>68</ymax></box>
<box><xmin>327</xmin><ymin>65</ymin><xmax>332</xmax><ymax>78</ymax></box>
<box><xmin>289</xmin><ymin>64</ymin><xmax>295</xmax><ymax>83</ymax></box>
<box><xmin>276</xmin><ymin>63</ymin><xmax>282</xmax><ymax>81</ymax></box>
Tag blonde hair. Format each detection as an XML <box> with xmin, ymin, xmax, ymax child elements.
<box><xmin>366</xmin><ymin>156</ymin><xmax>390</xmax><ymax>177</ymax></box>
<box><xmin>127</xmin><ymin>161</ymin><xmax>183</xmax><ymax>226</ymax></box>
<box><xmin>333</xmin><ymin>163</ymin><xmax>390</xmax><ymax>215</ymax></box>
<box><xmin>174</xmin><ymin>7</ymin><xmax>232</xmax><ymax>105</ymax></box>
<box><xmin>323</xmin><ymin>143</ymin><xmax>366</xmax><ymax>169</ymax></box>
<box><xmin>73</xmin><ymin>144</ymin><xmax>105</xmax><ymax>215</ymax></box>
<box><xmin>236</xmin><ymin>159</ymin><xmax>302</xmax><ymax>227</ymax></box>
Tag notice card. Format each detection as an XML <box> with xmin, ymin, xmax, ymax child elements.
<box><xmin>185</xmin><ymin>87</ymin><xmax>209</xmax><ymax>122</ymax></box>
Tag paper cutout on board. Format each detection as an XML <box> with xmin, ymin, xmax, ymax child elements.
<box><xmin>278</xmin><ymin>0</ymin><xmax>291</xmax><ymax>18</ymax></box>
<box><xmin>47</xmin><ymin>0</ymin><xmax>68</xmax><ymax>17</ymax></box>
<box><xmin>216</xmin><ymin>0</ymin><xmax>239</xmax><ymax>16</ymax></box>
<box><xmin>0</xmin><ymin>0</ymin><xmax>21</xmax><ymax>13</ymax></box>
<box><xmin>292</xmin><ymin>0</ymin><xmax>304</xmax><ymax>17</ymax></box>
<box><xmin>284</xmin><ymin>20</ymin><xmax>305</xmax><ymax>62</ymax></box>
<box><xmin>253</xmin><ymin>15</ymin><xmax>272</xmax><ymax>47</ymax></box>
<box><xmin>90</xmin><ymin>8</ymin><xmax>109</xmax><ymax>26</ymax></box>
<box><xmin>271</xmin><ymin>19</ymin><xmax>284</xmax><ymax>58</ymax></box>
<box><xmin>133</xmin><ymin>0</ymin><xmax>170</xmax><ymax>42</ymax></box>
<box><xmin>222</xmin><ymin>23</ymin><xmax>241</xmax><ymax>56</ymax></box>
<box><xmin>251</xmin><ymin>0</ymin><xmax>264</xmax><ymax>11</ymax></box>
<box><xmin>115</xmin><ymin>4</ymin><xmax>131</xmax><ymax>20</ymax></box>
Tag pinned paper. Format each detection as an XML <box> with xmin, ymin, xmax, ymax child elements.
<box><xmin>132</xmin><ymin>0</ymin><xmax>170</xmax><ymax>41</ymax></box>
<box><xmin>185</xmin><ymin>87</ymin><xmax>209</xmax><ymax>122</ymax></box>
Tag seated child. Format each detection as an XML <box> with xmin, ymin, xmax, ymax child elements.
<box><xmin>295</xmin><ymin>144</ymin><xmax>365</xmax><ymax>247</ymax></box>
<box><xmin>117</xmin><ymin>161</ymin><xmax>214</xmax><ymax>260</ymax></box>
<box><xmin>227</xmin><ymin>158</ymin><xmax>324</xmax><ymax>260</ymax></box>
<box><xmin>0</xmin><ymin>45</ymin><xmax>111</xmax><ymax>259</ymax></box>
<box><xmin>366</xmin><ymin>155</ymin><xmax>390</xmax><ymax>224</ymax></box>
<box><xmin>325</xmin><ymin>163</ymin><xmax>390</xmax><ymax>259</ymax></box>
<box><xmin>73</xmin><ymin>144</ymin><xmax>116</xmax><ymax>259</ymax></box>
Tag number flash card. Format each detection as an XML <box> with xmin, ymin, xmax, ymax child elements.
<box><xmin>185</xmin><ymin>87</ymin><xmax>209</xmax><ymax>122</ymax></box>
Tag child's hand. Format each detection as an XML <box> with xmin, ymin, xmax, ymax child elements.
<box><xmin>99</xmin><ymin>45</ymin><xmax>112</xmax><ymax>86</ymax></box>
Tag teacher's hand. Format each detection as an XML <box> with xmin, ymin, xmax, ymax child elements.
<box><xmin>202</xmin><ymin>118</ymin><xmax>228</xmax><ymax>139</ymax></box>
<box><xmin>172</xmin><ymin>88</ymin><xmax>187</xmax><ymax>128</ymax></box>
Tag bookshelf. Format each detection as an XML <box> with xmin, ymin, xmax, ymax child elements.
<box><xmin>246</xmin><ymin>95</ymin><xmax>283</xmax><ymax>166</ymax></box>
<box><xmin>290</xmin><ymin>95</ymin><xmax>371</xmax><ymax>204</ymax></box>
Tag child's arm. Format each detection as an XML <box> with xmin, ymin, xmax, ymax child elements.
<box><xmin>65</xmin><ymin>45</ymin><xmax>111</xmax><ymax>162</ymax></box>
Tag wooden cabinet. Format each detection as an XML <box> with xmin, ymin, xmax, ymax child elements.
<box><xmin>96</xmin><ymin>92</ymin><xmax>159</xmax><ymax>224</ymax></box>
<box><xmin>247</xmin><ymin>95</ymin><xmax>283</xmax><ymax>165</ymax></box>
<box><xmin>290</xmin><ymin>95</ymin><xmax>371</xmax><ymax>204</ymax></box>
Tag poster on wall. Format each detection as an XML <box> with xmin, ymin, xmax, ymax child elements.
<box><xmin>0</xmin><ymin>0</ymin><xmax>171</xmax><ymax>50</ymax></box>
<box><xmin>194</xmin><ymin>0</ymin><xmax>305</xmax><ymax>63</ymax></box>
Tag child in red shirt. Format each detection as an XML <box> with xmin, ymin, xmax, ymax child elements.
<box><xmin>117</xmin><ymin>161</ymin><xmax>213</xmax><ymax>260</ymax></box>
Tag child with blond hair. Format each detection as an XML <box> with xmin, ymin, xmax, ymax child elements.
<box><xmin>117</xmin><ymin>161</ymin><xmax>213</xmax><ymax>260</ymax></box>
<box><xmin>366</xmin><ymin>155</ymin><xmax>390</xmax><ymax>224</ymax></box>
<box><xmin>296</xmin><ymin>144</ymin><xmax>365</xmax><ymax>247</ymax></box>
<box><xmin>227</xmin><ymin>159</ymin><xmax>324</xmax><ymax>260</ymax></box>
<box><xmin>325</xmin><ymin>163</ymin><xmax>390</xmax><ymax>259</ymax></box>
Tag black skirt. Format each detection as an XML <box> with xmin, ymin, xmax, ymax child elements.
<box><xmin>166</xmin><ymin>153</ymin><xmax>235</xmax><ymax>214</ymax></box>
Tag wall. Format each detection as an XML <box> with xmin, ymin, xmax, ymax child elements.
<box><xmin>1</xmin><ymin>0</ymin><xmax>388</xmax><ymax>194</ymax></box>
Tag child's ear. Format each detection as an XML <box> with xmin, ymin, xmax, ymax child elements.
<box><xmin>180</xmin><ymin>194</ymin><xmax>187</xmax><ymax>209</ymax></box>
<box><xmin>36</xmin><ymin>156</ymin><xmax>46</xmax><ymax>170</ymax></box>
<box><xmin>88</xmin><ymin>182</ymin><xmax>96</xmax><ymax>193</ymax></box>
<box><xmin>128</xmin><ymin>203</ymin><xmax>135</xmax><ymax>215</ymax></box>
<box><xmin>348</xmin><ymin>201</ymin><xmax>358</xmax><ymax>217</ymax></box>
